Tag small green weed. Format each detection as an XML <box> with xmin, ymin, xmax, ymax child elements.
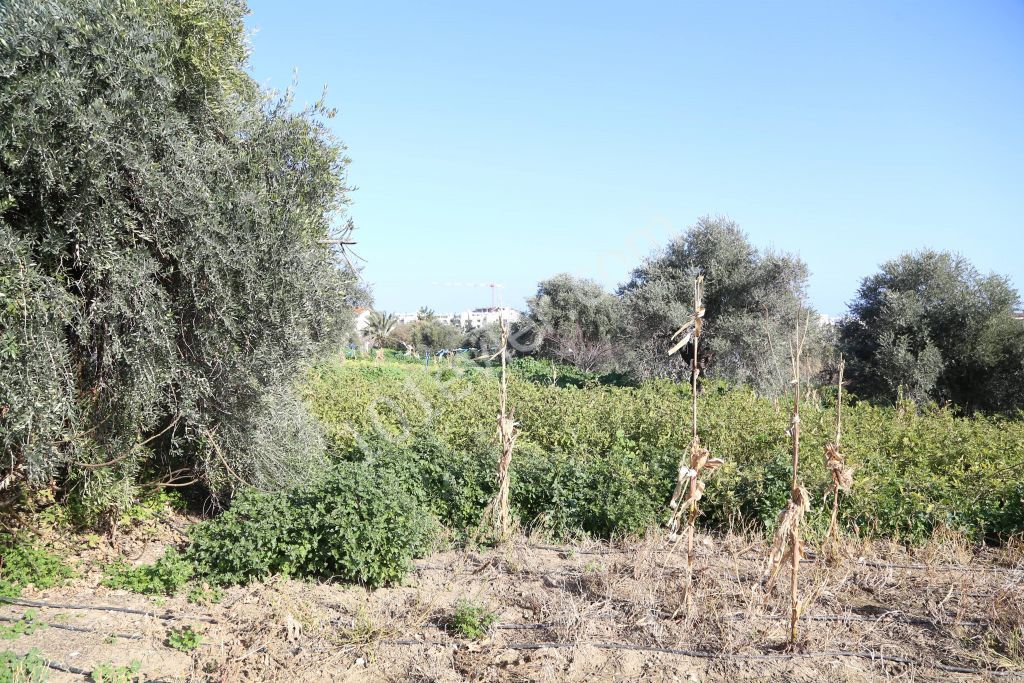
<box><xmin>118</xmin><ymin>491</ymin><xmax>184</xmax><ymax>527</ymax></box>
<box><xmin>0</xmin><ymin>610</ymin><xmax>46</xmax><ymax>640</ymax></box>
<box><xmin>90</xmin><ymin>660</ymin><xmax>142</xmax><ymax>683</ymax></box>
<box><xmin>165</xmin><ymin>626</ymin><xmax>202</xmax><ymax>652</ymax></box>
<box><xmin>186</xmin><ymin>584</ymin><xmax>223</xmax><ymax>606</ymax></box>
<box><xmin>101</xmin><ymin>548</ymin><xmax>193</xmax><ymax>595</ymax></box>
<box><xmin>449</xmin><ymin>600</ymin><xmax>498</xmax><ymax>640</ymax></box>
<box><xmin>0</xmin><ymin>648</ymin><xmax>47</xmax><ymax>682</ymax></box>
<box><xmin>0</xmin><ymin>536</ymin><xmax>75</xmax><ymax>597</ymax></box>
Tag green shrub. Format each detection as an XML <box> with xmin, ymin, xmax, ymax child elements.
<box><xmin>101</xmin><ymin>547</ymin><xmax>193</xmax><ymax>596</ymax></box>
<box><xmin>188</xmin><ymin>461</ymin><xmax>436</xmax><ymax>587</ymax></box>
<box><xmin>449</xmin><ymin>599</ymin><xmax>498</xmax><ymax>639</ymax></box>
<box><xmin>0</xmin><ymin>536</ymin><xmax>74</xmax><ymax>597</ymax></box>
<box><xmin>0</xmin><ymin>649</ymin><xmax>46</xmax><ymax>682</ymax></box>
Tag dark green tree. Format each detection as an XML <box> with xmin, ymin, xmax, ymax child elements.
<box><xmin>618</xmin><ymin>216</ymin><xmax>816</xmax><ymax>394</ymax></box>
<box><xmin>0</xmin><ymin>0</ymin><xmax>360</xmax><ymax>518</ymax></box>
<box><xmin>527</xmin><ymin>274</ymin><xmax>620</xmax><ymax>372</ymax></box>
<box><xmin>410</xmin><ymin>320</ymin><xmax>463</xmax><ymax>352</ymax></box>
<box><xmin>839</xmin><ymin>250</ymin><xmax>1024</xmax><ymax>413</ymax></box>
<box><xmin>462</xmin><ymin>322</ymin><xmax>504</xmax><ymax>357</ymax></box>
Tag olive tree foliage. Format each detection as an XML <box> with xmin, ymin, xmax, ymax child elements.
<box><xmin>526</xmin><ymin>274</ymin><xmax>620</xmax><ymax>372</ymax></box>
<box><xmin>462</xmin><ymin>322</ymin><xmax>504</xmax><ymax>357</ymax></box>
<box><xmin>409</xmin><ymin>320</ymin><xmax>463</xmax><ymax>352</ymax></box>
<box><xmin>617</xmin><ymin>217</ymin><xmax>816</xmax><ymax>394</ymax></box>
<box><xmin>0</xmin><ymin>0</ymin><xmax>361</xmax><ymax>518</ymax></box>
<box><xmin>839</xmin><ymin>250</ymin><xmax>1024</xmax><ymax>413</ymax></box>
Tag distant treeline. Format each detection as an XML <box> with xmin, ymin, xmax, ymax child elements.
<box><xmin>508</xmin><ymin>217</ymin><xmax>1024</xmax><ymax>415</ymax></box>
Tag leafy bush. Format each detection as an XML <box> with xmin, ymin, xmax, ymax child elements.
<box><xmin>0</xmin><ymin>649</ymin><xmax>46</xmax><ymax>682</ymax></box>
<box><xmin>188</xmin><ymin>461</ymin><xmax>436</xmax><ymax>587</ymax></box>
<box><xmin>449</xmin><ymin>599</ymin><xmax>498</xmax><ymax>639</ymax></box>
<box><xmin>0</xmin><ymin>536</ymin><xmax>74</xmax><ymax>597</ymax></box>
<box><xmin>101</xmin><ymin>547</ymin><xmax>193</xmax><ymax>595</ymax></box>
<box><xmin>304</xmin><ymin>358</ymin><xmax>1024</xmax><ymax>544</ymax></box>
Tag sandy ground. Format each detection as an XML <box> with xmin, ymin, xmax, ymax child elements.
<box><xmin>2</xmin><ymin>528</ymin><xmax>1023</xmax><ymax>682</ymax></box>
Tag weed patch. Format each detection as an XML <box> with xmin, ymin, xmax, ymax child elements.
<box><xmin>101</xmin><ymin>547</ymin><xmax>193</xmax><ymax>595</ymax></box>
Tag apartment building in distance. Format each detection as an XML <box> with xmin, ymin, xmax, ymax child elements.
<box><xmin>396</xmin><ymin>307</ymin><xmax>522</xmax><ymax>330</ymax></box>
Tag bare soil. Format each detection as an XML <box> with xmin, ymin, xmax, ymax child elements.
<box><xmin>3</xmin><ymin>526</ymin><xmax>1023</xmax><ymax>682</ymax></box>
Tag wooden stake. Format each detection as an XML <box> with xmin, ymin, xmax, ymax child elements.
<box><xmin>827</xmin><ymin>357</ymin><xmax>845</xmax><ymax>540</ymax></box>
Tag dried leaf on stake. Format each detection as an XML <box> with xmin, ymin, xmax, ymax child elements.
<box><xmin>764</xmin><ymin>485</ymin><xmax>810</xmax><ymax>586</ymax></box>
<box><xmin>824</xmin><ymin>443</ymin><xmax>853</xmax><ymax>493</ymax></box>
<box><xmin>663</xmin><ymin>274</ymin><xmax>722</xmax><ymax>592</ymax></box>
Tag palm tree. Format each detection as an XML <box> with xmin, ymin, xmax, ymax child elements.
<box><xmin>416</xmin><ymin>306</ymin><xmax>437</xmax><ymax>322</ymax></box>
<box><xmin>364</xmin><ymin>310</ymin><xmax>398</xmax><ymax>348</ymax></box>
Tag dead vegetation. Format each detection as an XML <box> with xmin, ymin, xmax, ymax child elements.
<box><xmin>3</xmin><ymin>527</ymin><xmax>1023</xmax><ymax>682</ymax></box>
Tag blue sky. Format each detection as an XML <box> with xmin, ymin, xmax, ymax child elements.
<box><xmin>245</xmin><ymin>1</ymin><xmax>1023</xmax><ymax>316</ymax></box>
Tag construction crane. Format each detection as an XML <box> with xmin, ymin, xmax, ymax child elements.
<box><xmin>431</xmin><ymin>281</ymin><xmax>505</xmax><ymax>308</ymax></box>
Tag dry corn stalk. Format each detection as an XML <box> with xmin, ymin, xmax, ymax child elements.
<box><xmin>764</xmin><ymin>484</ymin><xmax>810</xmax><ymax>586</ymax></box>
<box><xmin>665</xmin><ymin>275</ymin><xmax>722</xmax><ymax>603</ymax></box>
<box><xmin>824</xmin><ymin>357</ymin><xmax>853</xmax><ymax>540</ymax></box>
<box><xmin>763</xmin><ymin>310</ymin><xmax>812</xmax><ymax>645</ymax></box>
<box><xmin>480</xmin><ymin>320</ymin><xmax>518</xmax><ymax>542</ymax></box>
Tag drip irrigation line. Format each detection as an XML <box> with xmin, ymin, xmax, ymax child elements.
<box><xmin>41</xmin><ymin>658</ymin><xmax>172</xmax><ymax>681</ymax></box>
<box><xmin>384</xmin><ymin>639</ymin><xmax>1024</xmax><ymax>677</ymax></box>
<box><xmin>0</xmin><ymin>613</ymin><xmax>143</xmax><ymax>639</ymax></box>
<box><xmin>0</xmin><ymin>596</ymin><xmax>217</xmax><ymax>623</ymax></box>
<box><xmin>41</xmin><ymin>659</ymin><xmax>91</xmax><ymax>676</ymax></box>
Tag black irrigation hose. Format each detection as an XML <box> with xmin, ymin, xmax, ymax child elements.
<box><xmin>42</xmin><ymin>658</ymin><xmax>175</xmax><ymax>682</ymax></box>
<box><xmin>0</xmin><ymin>596</ymin><xmax>218</xmax><ymax>623</ymax></box>
<box><xmin>386</xmin><ymin>639</ymin><xmax>1024</xmax><ymax>677</ymax></box>
<box><xmin>41</xmin><ymin>658</ymin><xmax>91</xmax><ymax>676</ymax></box>
<box><xmin>0</xmin><ymin>613</ymin><xmax>143</xmax><ymax>640</ymax></box>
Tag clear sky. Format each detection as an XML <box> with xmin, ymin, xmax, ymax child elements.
<box><xmin>245</xmin><ymin>1</ymin><xmax>1023</xmax><ymax>316</ymax></box>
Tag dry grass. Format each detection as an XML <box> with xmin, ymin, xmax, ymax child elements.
<box><xmin>4</xmin><ymin>528</ymin><xmax>1023</xmax><ymax>681</ymax></box>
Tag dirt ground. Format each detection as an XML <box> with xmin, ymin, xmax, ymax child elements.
<box><xmin>2</xmin><ymin>526</ymin><xmax>1023</xmax><ymax>682</ymax></box>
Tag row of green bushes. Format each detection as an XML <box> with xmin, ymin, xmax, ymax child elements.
<box><xmin>303</xmin><ymin>357</ymin><xmax>1024</xmax><ymax>544</ymax></box>
<box><xmin>5</xmin><ymin>355</ymin><xmax>1020</xmax><ymax>598</ymax></box>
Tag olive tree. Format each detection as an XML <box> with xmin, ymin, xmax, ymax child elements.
<box><xmin>526</xmin><ymin>274</ymin><xmax>620</xmax><ymax>372</ymax></box>
<box><xmin>0</xmin><ymin>0</ymin><xmax>361</xmax><ymax>520</ymax></box>
<box><xmin>840</xmin><ymin>250</ymin><xmax>1024</xmax><ymax>413</ymax></box>
<box><xmin>617</xmin><ymin>216</ymin><xmax>816</xmax><ymax>394</ymax></box>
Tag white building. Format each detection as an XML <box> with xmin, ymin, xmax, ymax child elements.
<box><xmin>393</xmin><ymin>307</ymin><xmax>522</xmax><ymax>330</ymax></box>
<box><xmin>353</xmin><ymin>307</ymin><xmax>372</xmax><ymax>332</ymax></box>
